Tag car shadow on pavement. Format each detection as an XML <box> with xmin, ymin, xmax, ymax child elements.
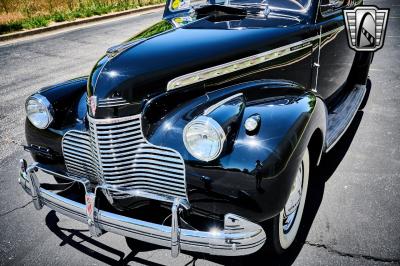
<box><xmin>45</xmin><ymin>211</ymin><xmax>164</xmax><ymax>266</ymax></box>
<box><xmin>44</xmin><ymin>112</ymin><xmax>364</xmax><ymax>266</ymax></box>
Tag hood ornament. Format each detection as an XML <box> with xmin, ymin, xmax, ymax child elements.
<box><xmin>88</xmin><ymin>96</ymin><xmax>97</xmax><ymax>116</ymax></box>
<box><xmin>106</xmin><ymin>39</ymin><xmax>145</xmax><ymax>58</ymax></box>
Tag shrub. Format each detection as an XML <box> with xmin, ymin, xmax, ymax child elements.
<box><xmin>21</xmin><ymin>16</ymin><xmax>49</xmax><ymax>29</ymax></box>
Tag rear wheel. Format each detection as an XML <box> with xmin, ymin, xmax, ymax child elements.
<box><xmin>269</xmin><ymin>148</ymin><xmax>310</xmax><ymax>254</ymax></box>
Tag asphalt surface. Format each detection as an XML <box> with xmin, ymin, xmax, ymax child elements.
<box><xmin>0</xmin><ymin>0</ymin><xmax>399</xmax><ymax>265</ymax></box>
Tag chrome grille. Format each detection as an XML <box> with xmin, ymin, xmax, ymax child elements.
<box><xmin>97</xmin><ymin>97</ymin><xmax>129</xmax><ymax>108</ymax></box>
<box><xmin>62</xmin><ymin>130</ymin><xmax>99</xmax><ymax>181</ymax></box>
<box><xmin>62</xmin><ymin>114</ymin><xmax>188</xmax><ymax>201</ymax></box>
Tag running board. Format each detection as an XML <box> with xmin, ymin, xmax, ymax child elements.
<box><xmin>325</xmin><ymin>84</ymin><xmax>366</xmax><ymax>152</ymax></box>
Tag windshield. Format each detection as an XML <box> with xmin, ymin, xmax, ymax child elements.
<box><xmin>210</xmin><ymin>0</ymin><xmax>268</xmax><ymax>6</ymax></box>
<box><xmin>189</xmin><ymin>0</ymin><xmax>312</xmax><ymax>13</ymax></box>
<box><xmin>167</xmin><ymin>0</ymin><xmax>312</xmax><ymax>26</ymax></box>
<box><xmin>266</xmin><ymin>0</ymin><xmax>312</xmax><ymax>13</ymax></box>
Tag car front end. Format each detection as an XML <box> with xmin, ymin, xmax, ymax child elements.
<box><xmin>18</xmin><ymin>0</ymin><xmax>327</xmax><ymax>257</ymax></box>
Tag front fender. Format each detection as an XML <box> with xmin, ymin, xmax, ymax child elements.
<box><xmin>145</xmin><ymin>80</ymin><xmax>327</xmax><ymax>221</ymax></box>
<box><xmin>25</xmin><ymin>77</ymin><xmax>88</xmax><ymax>164</ymax></box>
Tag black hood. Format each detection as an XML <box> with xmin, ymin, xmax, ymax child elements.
<box><xmin>87</xmin><ymin>13</ymin><xmax>306</xmax><ymax>116</ymax></box>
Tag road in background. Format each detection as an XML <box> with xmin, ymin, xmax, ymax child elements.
<box><xmin>0</xmin><ymin>0</ymin><xmax>399</xmax><ymax>265</ymax></box>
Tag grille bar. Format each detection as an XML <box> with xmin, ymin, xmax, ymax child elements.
<box><xmin>62</xmin><ymin>114</ymin><xmax>188</xmax><ymax>202</ymax></box>
<box><xmin>97</xmin><ymin>97</ymin><xmax>130</xmax><ymax>108</ymax></box>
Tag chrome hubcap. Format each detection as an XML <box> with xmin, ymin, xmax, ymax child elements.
<box><xmin>283</xmin><ymin>162</ymin><xmax>303</xmax><ymax>233</ymax></box>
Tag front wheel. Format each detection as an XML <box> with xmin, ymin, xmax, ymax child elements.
<box><xmin>269</xmin><ymin>148</ymin><xmax>310</xmax><ymax>254</ymax></box>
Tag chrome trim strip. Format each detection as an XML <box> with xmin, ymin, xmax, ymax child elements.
<box><xmin>95</xmin><ymin>114</ymin><xmax>140</xmax><ymax>124</ymax></box>
<box><xmin>93</xmin><ymin>120</ymin><xmax>134</xmax><ymax>129</ymax></box>
<box><xmin>100</xmin><ymin>147</ymin><xmax>180</xmax><ymax>158</ymax></box>
<box><xmin>203</xmin><ymin>93</ymin><xmax>243</xmax><ymax>115</ymax></box>
<box><xmin>313</xmin><ymin>25</ymin><xmax>323</xmax><ymax>92</ymax></box>
<box><xmin>167</xmin><ymin>26</ymin><xmax>345</xmax><ymax>91</ymax></box>
<box><xmin>101</xmin><ymin>155</ymin><xmax>181</xmax><ymax>166</ymax></box>
<box><xmin>97</xmin><ymin>139</ymin><xmax>145</xmax><ymax>149</ymax></box>
<box><xmin>97</xmin><ymin>97</ymin><xmax>130</xmax><ymax>108</ymax></box>
<box><xmin>97</xmin><ymin>103</ymin><xmax>130</xmax><ymax>108</ymax></box>
<box><xmin>102</xmin><ymin>167</ymin><xmax>184</xmax><ymax>177</ymax></box>
<box><xmin>18</xmin><ymin>163</ymin><xmax>266</xmax><ymax>257</ymax></box>
<box><xmin>106</xmin><ymin>39</ymin><xmax>144</xmax><ymax>58</ymax></box>
<box><xmin>105</xmin><ymin>177</ymin><xmax>186</xmax><ymax>187</ymax></box>
<box><xmin>93</xmin><ymin>125</ymin><xmax>141</xmax><ymax>136</ymax></box>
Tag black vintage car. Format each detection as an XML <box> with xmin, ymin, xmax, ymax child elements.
<box><xmin>19</xmin><ymin>0</ymin><xmax>373</xmax><ymax>257</ymax></box>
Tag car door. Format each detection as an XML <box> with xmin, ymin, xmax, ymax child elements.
<box><xmin>315</xmin><ymin>0</ymin><xmax>356</xmax><ymax>100</ymax></box>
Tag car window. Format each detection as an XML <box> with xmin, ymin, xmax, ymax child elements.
<box><xmin>267</xmin><ymin>0</ymin><xmax>312</xmax><ymax>13</ymax></box>
<box><xmin>320</xmin><ymin>0</ymin><xmax>348</xmax><ymax>17</ymax></box>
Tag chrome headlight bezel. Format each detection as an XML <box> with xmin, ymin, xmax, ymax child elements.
<box><xmin>25</xmin><ymin>94</ymin><xmax>54</xmax><ymax>129</ymax></box>
<box><xmin>183</xmin><ymin>116</ymin><xmax>226</xmax><ymax>162</ymax></box>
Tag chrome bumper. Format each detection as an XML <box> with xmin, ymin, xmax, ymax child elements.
<box><xmin>18</xmin><ymin>159</ymin><xmax>266</xmax><ymax>257</ymax></box>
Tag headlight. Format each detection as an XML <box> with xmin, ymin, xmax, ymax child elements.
<box><xmin>183</xmin><ymin>116</ymin><xmax>226</xmax><ymax>162</ymax></box>
<box><xmin>25</xmin><ymin>94</ymin><xmax>54</xmax><ymax>129</ymax></box>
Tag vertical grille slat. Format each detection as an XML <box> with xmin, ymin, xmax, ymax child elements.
<box><xmin>62</xmin><ymin>114</ymin><xmax>188</xmax><ymax>202</ymax></box>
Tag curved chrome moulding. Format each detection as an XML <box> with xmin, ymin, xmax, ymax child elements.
<box><xmin>18</xmin><ymin>160</ymin><xmax>266</xmax><ymax>257</ymax></box>
<box><xmin>166</xmin><ymin>26</ymin><xmax>345</xmax><ymax>91</ymax></box>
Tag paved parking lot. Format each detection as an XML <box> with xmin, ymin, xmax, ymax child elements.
<box><xmin>0</xmin><ymin>0</ymin><xmax>399</xmax><ymax>265</ymax></box>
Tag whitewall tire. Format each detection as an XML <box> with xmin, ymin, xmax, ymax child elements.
<box><xmin>270</xmin><ymin>148</ymin><xmax>310</xmax><ymax>253</ymax></box>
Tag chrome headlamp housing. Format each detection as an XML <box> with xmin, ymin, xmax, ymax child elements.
<box><xmin>25</xmin><ymin>94</ymin><xmax>54</xmax><ymax>129</ymax></box>
<box><xmin>183</xmin><ymin>116</ymin><xmax>226</xmax><ymax>162</ymax></box>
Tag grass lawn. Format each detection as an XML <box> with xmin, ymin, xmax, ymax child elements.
<box><xmin>0</xmin><ymin>0</ymin><xmax>165</xmax><ymax>35</ymax></box>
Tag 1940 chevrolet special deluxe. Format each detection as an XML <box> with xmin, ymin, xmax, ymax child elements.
<box><xmin>18</xmin><ymin>0</ymin><xmax>375</xmax><ymax>257</ymax></box>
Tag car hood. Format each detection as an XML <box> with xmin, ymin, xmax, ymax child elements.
<box><xmin>87</xmin><ymin>13</ymin><xmax>306</xmax><ymax>114</ymax></box>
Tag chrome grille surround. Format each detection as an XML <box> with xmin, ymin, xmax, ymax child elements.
<box><xmin>62</xmin><ymin>114</ymin><xmax>188</xmax><ymax>202</ymax></box>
